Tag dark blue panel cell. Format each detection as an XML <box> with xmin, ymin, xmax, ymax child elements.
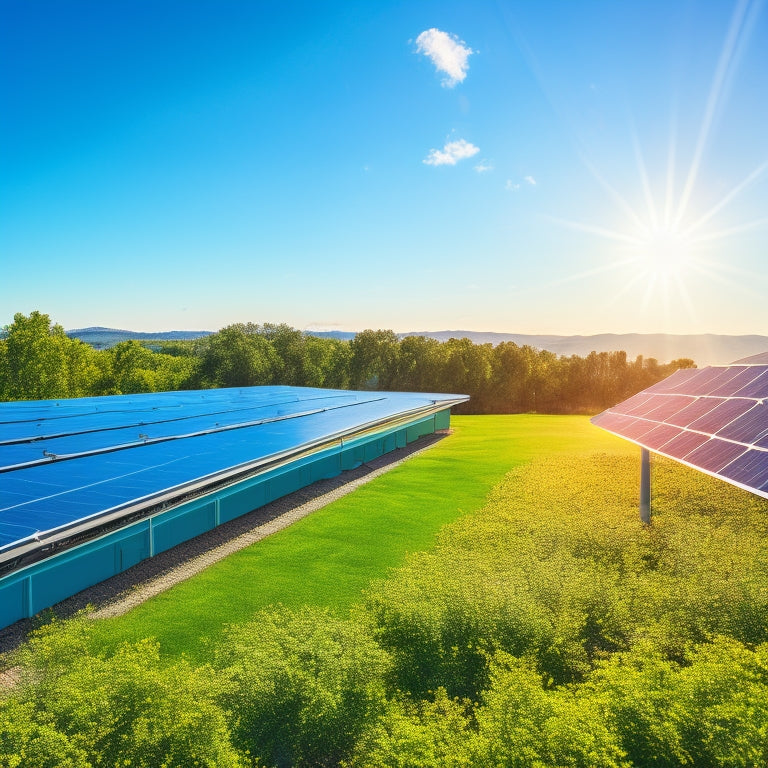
<box><xmin>709</xmin><ymin>367</ymin><xmax>768</xmax><ymax>396</ymax></box>
<box><xmin>719</xmin><ymin>449</ymin><xmax>768</xmax><ymax>492</ymax></box>
<box><xmin>687</xmin><ymin>399</ymin><xmax>757</xmax><ymax>433</ymax></box>
<box><xmin>639</xmin><ymin>423</ymin><xmax>683</xmax><ymax>450</ymax></box>
<box><xmin>683</xmin><ymin>439</ymin><xmax>748</xmax><ymax>473</ymax></box>
<box><xmin>732</xmin><ymin>368</ymin><xmax>768</xmax><ymax>398</ymax></box>
<box><xmin>658</xmin><ymin>430</ymin><xmax>710</xmax><ymax>459</ymax></box>
<box><xmin>716</xmin><ymin>402</ymin><xmax>768</xmax><ymax>444</ymax></box>
<box><xmin>665</xmin><ymin>397</ymin><xmax>725</xmax><ymax>427</ymax></box>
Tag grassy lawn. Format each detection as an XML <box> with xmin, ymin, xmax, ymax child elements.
<box><xmin>90</xmin><ymin>415</ymin><xmax>633</xmax><ymax>659</ymax></box>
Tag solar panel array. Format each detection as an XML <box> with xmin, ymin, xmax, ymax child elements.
<box><xmin>591</xmin><ymin>364</ymin><xmax>768</xmax><ymax>498</ymax></box>
<box><xmin>0</xmin><ymin>386</ymin><xmax>467</xmax><ymax>557</ymax></box>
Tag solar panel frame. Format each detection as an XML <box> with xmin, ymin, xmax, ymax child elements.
<box><xmin>0</xmin><ymin>386</ymin><xmax>468</xmax><ymax>570</ymax></box>
<box><xmin>591</xmin><ymin>363</ymin><xmax>768</xmax><ymax>500</ymax></box>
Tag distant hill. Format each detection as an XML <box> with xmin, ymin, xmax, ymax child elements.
<box><xmin>65</xmin><ymin>326</ymin><xmax>768</xmax><ymax>365</ymax></box>
<box><xmin>404</xmin><ymin>331</ymin><xmax>768</xmax><ymax>366</ymax></box>
<box><xmin>66</xmin><ymin>327</ymin><xmax>212</xmax><ymax>349</ymax></box>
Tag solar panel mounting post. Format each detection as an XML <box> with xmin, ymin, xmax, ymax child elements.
<box><xmin>640</xmin><ymin>448</ymin><xmax>651</xmax><ymax>524</ymax></box>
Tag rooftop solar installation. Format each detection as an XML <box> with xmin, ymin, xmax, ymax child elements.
<box><xmin>0</xmin><ymin>386</ymin><xmax>467</xmax><ymax>570</ymax></box>
<box><xmin>591</xmin><ymin>364</ymin><xmax>768</xmax><ymax>499</ymax></box>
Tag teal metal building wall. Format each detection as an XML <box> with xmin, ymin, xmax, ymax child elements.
<box><xmin>0</xmin><ymin>409</ymin><xmax>450</xmax><ymax>631</ymax></box>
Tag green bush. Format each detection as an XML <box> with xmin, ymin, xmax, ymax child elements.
<box><xmin>346</xmin><ymin>689</ymin><xmax>474</xmax><ymax>768</ymax></box>
<box><xmin>473</xmin><ymin>653</ymin><xmax>628</xmax><ymax>768</ymax></box>
<box><xmin>9</xmin><ymin>620</ymin><xmax>244</xmax><ymax>768</ymax></box>
<box><xmin>214</xmin><ymin>605</ymin><xmax>391</xmax><ymax>768</ymax></box>
<box><xmin>0</xmin><ymin>699</ymin><xmax>90</xmax><ymax>768</ymax></box>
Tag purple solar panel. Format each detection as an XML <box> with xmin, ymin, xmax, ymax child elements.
<box><xmin>643</xmin><ymin>395</ymin><xmax>696</xmax><ymax>421</ymax></box>
<box><xmin>591</xmin><ymin>362</ymin><xmax>768</xmax><ymax>500</ymax></box>
<box><xmin>719</xmin><ymin>450</ymin><xmax>768</xmax><ymax>492</ymax></box>
<box><xmin>665</xmin><ymin>397</ymin><xmax>725</xmax><ymax>427</ymax></box>
<box><xmin>643</xmin><ymin>367</ymin><xmax>701</xmax><ymax>394</ymax></box>
<box><xmin>641</xmin><ymin>424</ymin><xmax>683</xmax><ymax>450</ymax></box>
<box><xmin>621</xmin><ymin>394</ymin><xmax>670</xmax><ymax>416</ymax></box>
<box><xmin>732</xmin><ymin>368</ymin><xmax>768</xmax><ymax>398</ymax></box>
<box><xmin>687</xmin><ymin>399</ymin><xmax>756</xmax><ymax>433</ymax></box>
<box><xmin>709</xmin><ymin>367</ymin><xmax>767</xmax><ymax>396</ymax></box>
<box><xmin>717</xmin><ymin>402</ymin><xmax>768</xmax><ymax>444</ymax></box>
<box><xmin>663</xmin><ymin>367</ymin><xmax>726</xmax><ymax>395</ymax></box>
<box><xmin>610</xmin><ymin>392</ymin><xmax>656</xmax><ymax>415</ymax></box>
<box><xmin>660</xmin><ymin>430</ymin><xmax>710</xmax><ymax>460</ymax></box>
<box><xmin>683</xmin><ymin>438</ymin><xmax>748</xmax><ymax>473</ymax></box>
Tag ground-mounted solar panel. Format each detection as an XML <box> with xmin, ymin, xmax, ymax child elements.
<box><xmin>591</xmin><ymin>362</ymin><xmax>768</xmax><ymax>502</ymax></box>
<box><xmin>0</xmin><ymin>386</ymin><xmax>467</xmax><ymax>630</ymax></box>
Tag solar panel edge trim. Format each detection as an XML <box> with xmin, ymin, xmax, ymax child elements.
<box><xmin>591</xmin><ymin>362</ymin><xmax>768</xmax><ymax>502</ymax></box>
<box><xmin>0</xmin><ymin>395</ymin><xmax>467</xmax><ymax>573</ymax></box>
<box><xmin>591</xmin><ymin>419</ymin><xmax>768</xmax><ymax>500</ymax></box>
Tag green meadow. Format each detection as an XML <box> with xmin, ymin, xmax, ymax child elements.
<box><xmin>90</xmin><ymin>415</ymin><xmax>632</xmax><ymax>658</ymax></box>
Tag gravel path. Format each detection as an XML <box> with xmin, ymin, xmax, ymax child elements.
<box><xmin>0</xmin><ymin>432</ymin><xmax>447</xmax><ymax>656</ymax></box>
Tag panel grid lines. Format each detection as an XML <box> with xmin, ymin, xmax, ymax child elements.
<box><xmin>591</xmin><ymin>363</ymin><xmax>768</xmax><ymax>499</ymax></box>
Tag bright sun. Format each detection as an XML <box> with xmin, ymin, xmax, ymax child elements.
<box><xmin>635</xmin><ymin>228</ymin><xmax>694</xmax><ymax>278</ymax></box>
<box><xmin>552</xmin><ymin>0</ymin><xmax>767</xmax><ymax>321</ymax></box>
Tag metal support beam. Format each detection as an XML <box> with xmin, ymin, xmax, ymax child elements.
<box><xmin>640</xmin><ymin>448</ymin><xmax>651</xmax><ymax>524</ymax></box>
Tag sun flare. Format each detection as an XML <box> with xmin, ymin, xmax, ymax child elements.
<box><xmin>633</xmin><ymin>227</ymin><xmax>694</xmax><ymax>278</ymax></box>
<box><xmin>549</xmin><ymin>0</ymin><xmax>766</xmax><ymax>324</ymax></box>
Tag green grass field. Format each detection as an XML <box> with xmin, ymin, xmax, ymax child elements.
<box><xmin>90</xmin><ymin>415</ymin><xmax>633</xmax><ymax>658</ymax></box>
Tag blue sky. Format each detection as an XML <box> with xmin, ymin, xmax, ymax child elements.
<box><xmin>2</xmin><ymin>0</ymin><xmax>766</xmax><ymax>335</ymax></box>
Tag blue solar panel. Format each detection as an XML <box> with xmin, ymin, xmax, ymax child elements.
<box><xmin>0</xmin><ymin>386</ymin><xmax>467</xmax><ymax>560</ymax></box>
<box><xmin>591</xmin><ymin>364</ymin><xmax>768</xmax><ymax>499</ymax></box>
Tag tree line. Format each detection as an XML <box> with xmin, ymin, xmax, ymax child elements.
<box><xmin>0</xmin><ymin>311</ymin><xmax>695</xmax><ymax>412</ymax></box>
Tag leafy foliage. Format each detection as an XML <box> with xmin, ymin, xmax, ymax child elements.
<box><xmin>6</xmin><ymin>620</ymin><xmax>244</xmax><ymax>768</ymax></box>
<box><xmin>1</xmin><ymin>311</ymin><xmax>693</xmax><ymax>414</ymax></box>
<box><xmin>4</xmin><ymin>426</ymin><xmax>768</xmax><ymax>766</ymax></box>
<box><xmin>214</xmin><ymin>606</ymin><xmax>391</xmax><ymax>768</ymax></box>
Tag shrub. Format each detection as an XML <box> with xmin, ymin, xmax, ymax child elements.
<box><xmin>215</xmin><ymin>605</ymin><xmax>391</xmax><ymax>767</ymax></box>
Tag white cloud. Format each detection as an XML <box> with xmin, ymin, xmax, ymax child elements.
<box><xmin>525</xmin><ymin>175</ymin><xmax>537</xmax><ymax>185</ymax></box>
<box><xmin>415</xmin><ymin>28</ymin><xmax>473</xmax><ymax>87</ymax></box>
<box><xmin>505</xmin><ymin>179</ymin><xmax>520</xmax><ymax>191</ymax></box>
<box><xmin>474</xmin><ymin>160</ymin><xmax>493</xmax><ymax>173</ymax></box>
<box><xmin>424</xmin><ymin>139</ymin><xmax>480</xmax><ymax>166</ymax></box>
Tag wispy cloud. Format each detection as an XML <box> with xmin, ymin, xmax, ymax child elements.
<box><xmin>474</xmin><ymin>160</ymin><xmax>494</xmax><ymax>173</ymax></box>
<box><xmin>506</xmin><ymin>176</ymin><xmax>537</xmax><ymax>190</ymax></box>
<box><xmin>424</xmin><ymin>139</ymin><xmax>480</xmax><ymax>166</ymax></box>
<box><xmin>415</xmin><ymin>28</ymin><xmax>473</xmax><ymax>87</ymax></box>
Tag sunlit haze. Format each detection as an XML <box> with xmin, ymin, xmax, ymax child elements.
<box><xmin>1</xmin><ymin>0</ymin><xmax>766</xmax><ymax>335</ymax></box>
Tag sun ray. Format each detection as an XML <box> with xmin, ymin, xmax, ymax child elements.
<box><xmin>578</xmin><ymin>154</ymin><xmax>651</xmax><ymax>235</ymax></box>
<box><xmin>672</xmin><ymin>272</ymin><xmax>698</xmax><ymax>322</ymax></box>
<box><xmin>548</xmin><ymin>217</ymin><xmax>642</xmax><ymax>245</ymax></box>
<box><xmin>603</xmin><ymin>271</ymin><xmax>648</xmax><ymax>310</ymax></box>
<box><xmin>663</xmin><ymin>108</ymin><xmax>678</xmax><ymax>230</ymax></box>
<box><xmin>631</xmin><ymin>123</ymin><xmax>659</xmax><ymax>230</ymax></box>
<box><xmin>683</xmin><ymin>160</ymin><xmax>768</xmax><ymax>236</ymax></box>
<box><xmin>640</xmin><ymin>272</ymin><xmax>659</xmax><ymax>312</ymax></box>
<box><xmin>688</xmin><ymin>218</ymin><xmax>768</xmax><ymax>245</ymax></box>
<box><xmin>674</xmin><ymin>0</ymin><xmax>756</xmax><ymax>227</ymax></box>
<box><xmin>540</xmin><ymin>257</ymin><xmax>637</xmax><ymax>290</ymax></box>
<box><xmin>687</xmin><ymin>261</ymin><xmax>765</xmax><ymax>299</ymax></box>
